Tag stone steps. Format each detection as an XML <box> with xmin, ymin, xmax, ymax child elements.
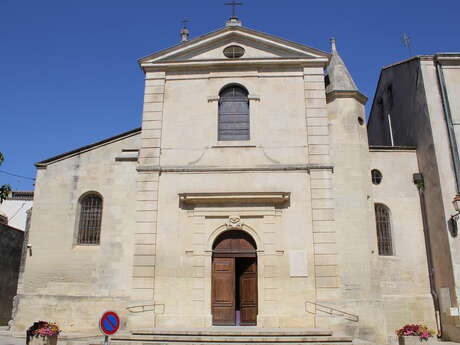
<box><xmin>105</xmin><ymin>328</ymin><xmax>365</xmax><ymax>345</ymax></box>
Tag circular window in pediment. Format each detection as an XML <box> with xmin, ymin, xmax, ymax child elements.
<box><xmin>223</xmin><ymin>45</ymin><xmax>245</xmax><ymax>59</ymax></box>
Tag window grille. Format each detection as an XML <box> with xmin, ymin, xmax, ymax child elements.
<box><xmin>223</xmin><ymin>45</ymin><xmax>245</xmax><ymax>59</ymax></box>
<box><xmin>218</xmin><ymin>85</ymin><xmax>249</xmax><ymax>141</ymax></box>
<box><xmin>374</xmin><ymin>203</ymin><xmax>393</xmax><ymax>256</ymax></box>
<box><xmin>371</xmin><ymin>169</ymin><xmax>383</xmax><ymax>185</ymax></box>
<box><xmin>77</xmin><ymin>194</ymin><xmax>103</xmax><ymax>245</ymax></box>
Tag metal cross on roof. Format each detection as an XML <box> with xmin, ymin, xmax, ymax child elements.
<box><xmin>225</xmin><ymin>1</ymin><xmax>243</xmax><ymax>19</ymax></box>
<box><xmin>181</xmin><ymin>18</ymin><xmax>190</xmax><ymax>29</ymax></box>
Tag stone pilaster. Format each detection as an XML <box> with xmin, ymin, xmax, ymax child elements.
<box><xmin>303</xmin><ymin>67</ymin><xmax>339</xmax><ymax>301</ymax></box>
<box><xmin>129</xmin><ymin>71</ymin><xmax>165</xmax><ymax>328</ymax></box>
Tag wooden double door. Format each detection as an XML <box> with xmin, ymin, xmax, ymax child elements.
<box><xmin>211</xmin><ymin>256</ymin><xmax>258</xmax><ymax>325</ymax></box>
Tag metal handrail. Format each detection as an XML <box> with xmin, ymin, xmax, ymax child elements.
<box><xmin>305</xmin><ymin>301</ymin><xmax>359</xmax><ymax>322</ymax></box>
<box><xmin>126</xmin><ymin>304</ymin><xmax>165</xmax><ymax>314</ymax></box>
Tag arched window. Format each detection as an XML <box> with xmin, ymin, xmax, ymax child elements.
<box><xmin>374</xmin><ymin>203</ymin><xmax>393</xmax><ymax>256</ymax></box>
<box><xmin>218</xmin><ymin>85</ymin><xmax>249</xmax><ymax>141</ymax></box>
<box><xmin>77</xmin><ymin>193</ymin><xmax>103</xmax><ymax>245</ymax></box>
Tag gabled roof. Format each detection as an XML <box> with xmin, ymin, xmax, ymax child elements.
<box><xmin>139</xmin><ymin>25</ymin><xmax>330</xmax><ymax>69</ymax></box>
<box><xmin>35</xmin><ymin>128</ymin><xmax>141</xmax><ymax>167</ymax></box>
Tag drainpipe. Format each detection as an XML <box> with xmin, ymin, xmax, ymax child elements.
<box><xmin>435</xmin><ymin>59</ymin><xmax>460</xmax><ymax>194</ymax></box>
<box><xmin>414</xmin><ymin>173</ymin><xmax>442</xmax><ymax>337</ymax></box>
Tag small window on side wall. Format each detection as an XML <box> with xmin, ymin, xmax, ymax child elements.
<box><xmin>218</xmin><ymin>84</ymin><xmax>249</xmax><ymax>141</ymax></box>
<box><xmin>371</xmin><ymin>169</ymin><xmax>383</xmax><ymax>185</ymax></box>
<box><xmin>374</xmin><ymin>203</ymin><xmax>393</xmax><ymax>256</ymax></box>
<box><xmin>77</xmin><ymin>193</ymin><xmax>103</xmax><ymax>245</ymax></box>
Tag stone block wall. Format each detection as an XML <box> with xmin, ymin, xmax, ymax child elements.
<box><xmin>0</xmin><ymin>224</ymin><xmax>24</xmax><ymax>325</ymax></box>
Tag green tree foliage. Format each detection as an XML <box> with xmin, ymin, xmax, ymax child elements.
<box><xmin>0</xmin><ymin>152</ymin><xmax>11</xmax><ymax>203</ymax></box>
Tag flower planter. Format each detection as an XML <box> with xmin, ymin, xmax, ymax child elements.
<box><xmin>398</xmin><ymin>335</ymin><xmax>436</xmax><ymax>345</ymax></box>
<box><xmin>27</xmin><ymin>335</ymin><xmax>58</xmax><ymax>345</ymax></box>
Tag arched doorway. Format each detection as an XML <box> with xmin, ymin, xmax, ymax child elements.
<box><xmin>212</xmin><ymin>230</ymin><xmax>257</xmax><ymax>326</ymax></box>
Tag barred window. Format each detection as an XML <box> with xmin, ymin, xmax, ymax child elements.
<box><xmin>77</xmin><ymin>193</ymin><xmax>103</xmax><ymax>245</ymax></box>
<box><xmin>218</xmin><ymin>85</ymin><xmax>249</xmax><ymax>141</ymax></box>
<box><xmin>374</xmin><ymin>203</ymin><xmax>393</xmax><ymax>256</ymax></box>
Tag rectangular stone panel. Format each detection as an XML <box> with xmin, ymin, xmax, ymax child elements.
<box><xmin>309</xmin><ymin>155</ymin><xmax>330</xmax><ymax>164</ymax></box>
<box><xmin>311</xmin><ymin>198</ymin><xmax>334</xmax><ymax>209</ymax></box>
<box><xmin>138</xmin><ymin>157</ymin><xmax>160</xmax><ymax>166</ymax></box>
<box><xmin>145</xmin><ymin>78</ymin><xmax>165</xmax><ymax>86</ymax></box>
<box><xmin>312</xmin><ymin>209</ymin><xmax>334</xmax><ymax>221</ymax></box>
<box><xmin>315</xmin><ymin>265</ymin><xmax>337</xmax><ymax>277</ymax></box>
<box><xmin>314</xmin><ymin>254</ymin><xmax>337</xmax><ymax>265</ymax></box>
<box><xmin>312</xmin><ymin>220</ymin><xmax>335</xmax><ymax>232</ymax></box>
<box><xmin>135</xmin><ymin>233</ymin><xmax>156</xmax><ymax>245</ymax></box>
<box><xmin>192</xmin><ymin>266</ymin><xmax>204</xmax><ymax>278</ymax></box>
<box><xmin>307</xmin><ymin>118</ymin><xmax>328</xmax><ymax>127</ymax></box>
<box><xmin>135</xmin><ymin>244</ymin><xmax>156</xmax><ymax>256</ymax></box>
<box><xmin>303</xmin><ymin>67</ymin><xmax>324</xmax><ymax>75</ymax></box>
<box><xmin>310</xmin><ymin>179</ymin><xmax>332</xmax><ymax>189</ymax></box>
<box><xmin>311</xmin><ymin>188</ymin><xmax>333</xmax><ymax>199</ymax></box>
<box><xmin>142</xmin><ymin>121</ymin><xmax>163</xmax><ymax>131</ymax></box>
<box><xmin>132</xmin><ymin>277</ymin><xmax>154</xmax><ymax>289</ymax></box>
<box><xmin>306</xmin><ymin>108</ymin><xmax>328</xmax><ymax>118</ymax></box>
<box><xmin>314</xmin><ymin>243</ymin><xmax>337</xmax><ymax>255</ymax></box>
<box><xmin>309</xmin><ymin>170</ymin><xmax>332</xmax><ymax>179</ymax></box>
<box><xmin>136</xmin><ymin>222</ymin><xmax>156</xmax><ymax>234</ymax></box>
<box><xmin>137</xmin><ymin>192</ymin><xmax>158</xmax><ymax>203</ymax></box>
<box><xmin>304</xmin><ymin>75</ymin><xmax>324</xmax><ymax>82</ymax></box>
<box><xmin>133</xmin><ymin>266</ymin><xmax>155</xmax><ymax>277</ymax></box>
<box><xmin>142</xmin><ymin>111</ymin><xmax>163</xmax><ymax>121</ymax></box>
<box><xmin>304</xmin><ymin>82</ymin><xmax>326</xmax><ymax>91</ymax></box>
<box><xmin>313</xmin><ymin>232</ymin><xmax>336</xmax><ymax>244</ymax></box>
<box><xmin>133</xmin><ymin>255</ymin><xmax>156</xmax><ymax>266</ymax></box>
<box><xmin>308</xmin><ymin>136</ymin><xmax>329</xmax><ymax>145</ymax></box>
<box><xmin>130</xmin><ymin>288</ymin><xmax>153</xmax><ymax>300</ymax></box>
<box><xmin>136</xmin><ymin>200</ymin><xmax>158</xmax><ymax>211</ymax></box>
<box><xmin>307</xmin><ymin>126</ymin><xmax>329</xmax><ymax>136</ymax></box>
<box><xmin>144</xmin><ymin>93</ymin><xmax>164</xmax><ymax>103</ymax></box>
<box><xmin>144</xmin><ymin>86</ymin><xmax>165</xmax><ymax>94</ymax></box>
<box><xmin>136</xmin><ymin>211</ymin><xmax>157</xmax><ymax>223</ymax></box>
<box><xmin>305</xmin><ymin>98</ymin><xmax>327</xmax><ymax>108</ymax></box>
<box><xmin>141</xmin><ymin>129</ymin><xmax>162</xmax><ymax>139</ymax></box>
<box><xmin>136</xmin><ymin>181</ymin><xmax>158</xmax><ymax>191</ymax></box>
<box><xmin>304</xmin><ymin>90</ymin><xmax>326</xmax><ymax>99</ymax></box>
<box><xmin>316</xmin><ymin>276</ymin><xmax>338</xmax><ymax>288</ymax></box>
<box><xmin>137</xmin><ymin>172</ymin><xmax>159</xmax><ymax>182</ymax></box>
<box><xmin>143</xmin><ymin>102</ymin><xmax>164</xmax><ymax>112</ymax></box>
<box><xmin>145</xmin><ymin>71</ymin><xmax>166</xmax><ymax>79</ymax></box>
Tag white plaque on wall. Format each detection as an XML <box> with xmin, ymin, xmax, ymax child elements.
<box><xmin>289</xmin><ymin>249</ymin><xmax>308</xmax><ymax>277</ymax></box>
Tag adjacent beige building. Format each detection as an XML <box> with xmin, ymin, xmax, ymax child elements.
<box><xmin>10</xmin><ymin>19</ymin><xmax>445</xmax><ymax>345</ymax></box>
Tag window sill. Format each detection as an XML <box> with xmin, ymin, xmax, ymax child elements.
<box><xmin>212</xmin><ymin>141</ymin><xmax>256</xmax><ymax>148</ymax></box>
<box><xmin>73</xmin><ymin>244</ymin><xmax>100</xmax><ymax>250</ymax></box>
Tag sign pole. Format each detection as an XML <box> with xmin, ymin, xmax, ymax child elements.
<box><xmin>104</xmin><ymin>335</ymin><xmax>109</xmax><ymax>345</ymax></box>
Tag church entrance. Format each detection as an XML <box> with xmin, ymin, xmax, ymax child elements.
<box><xmin>211</xmin><ymin>230</ymin><xmax>257</xmax><ymax>326</ymax></box>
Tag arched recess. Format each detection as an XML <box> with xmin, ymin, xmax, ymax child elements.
<box><xmin>208</xmin><ymin>223</ymin><xmax>263</xmax><ymax>253</ymax></box>
<box><xmin>211</xmin><ymin>229</ymin><xmax>258</xmax><ymax>326</ymax></box>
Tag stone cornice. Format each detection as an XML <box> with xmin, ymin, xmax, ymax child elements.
<box><xmin>326</xmin><ymin>90</ymin><xmax>368</xmax><ymax>105</ymax></box>
<box><xmin>141</xmin><ymin>57</ymin><xmax>329</xmax><ymax>72</ymax></box>
<box><xmin>178</xmin><ymin>192</ymin><xmax>290</xmax><ymax>205</ymax></box>
<box><xmin>136</xmin><ymin>164</ymin><xmax>334</xmax><ymax>173</ymax></box>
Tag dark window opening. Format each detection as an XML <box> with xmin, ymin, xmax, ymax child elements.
<box><xmin>218</xmin><ymin>85</ymin><xmax>250</xmax><ymax>141</ymax></box>
<box><xmin>77</xmin><ymin>194</ymin><xmax>103</xmax><ymax>245</ymax></box>
<box><xmin>223</xmin><ymin>45</ymin><xmax>245</xmax><ymax>59</ymax></box>
<box><xmin>371</xmin><ymin>169</ymin><xmax>383</xmax><ymax>185</ymax></box>
<box><xmin>375</xmin><ymin>203</ymin><xmax>393</xmax><ymax>256</ymax></box>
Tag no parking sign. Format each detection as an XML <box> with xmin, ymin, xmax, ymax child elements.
<box><xmin>99</xmin><ymin>311</ymin><xmax>120</xmax><ymax>345</ymax></box>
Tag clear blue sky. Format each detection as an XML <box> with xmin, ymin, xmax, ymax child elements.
<box><xmin>1</xmin><ymin>0</ymin><xmax>459</xmax><ymax>190</ymax></box>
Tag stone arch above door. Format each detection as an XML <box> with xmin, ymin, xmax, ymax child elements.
<box><xmin>207</xmin><ymin>221</ymin><xmax>263</xmax><ymax>254</ymax></box>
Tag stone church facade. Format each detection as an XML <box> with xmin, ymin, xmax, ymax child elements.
<box><xmin>11</xmin><ymin>19</ymin><xmax>440</xmax><ymax>345</ymax></box>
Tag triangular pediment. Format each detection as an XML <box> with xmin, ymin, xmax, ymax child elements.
<box><xmin>139</xmin><ymin>26</ymin><xmax>330</xmax><ymax>67</ymax></box>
